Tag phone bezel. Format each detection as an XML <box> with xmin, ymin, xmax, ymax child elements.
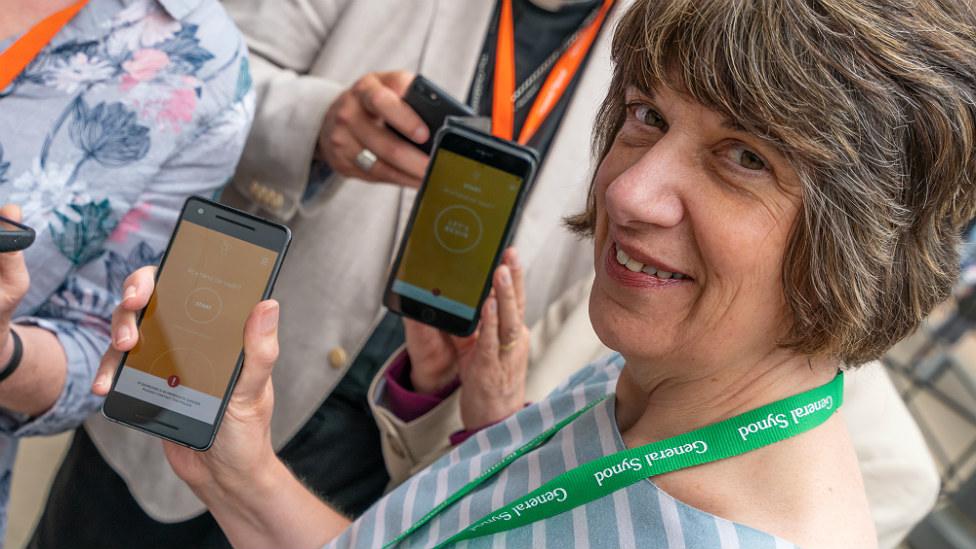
<box><xmin>101</xmin><ymin>196</ymin><xmax>291</xmax><ymax>451</ymax></box>
<box><xmin>384</xmin><ymin>126</ymin><xmax>538</xmax><ymax>336</ymax></box>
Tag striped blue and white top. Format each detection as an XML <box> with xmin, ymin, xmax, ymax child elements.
<box><xmin>330</xmin><ymin>354</ymin><xmax>797</xmax><ymax>549</ymax></box>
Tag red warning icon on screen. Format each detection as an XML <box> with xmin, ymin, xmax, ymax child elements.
<box><xmin>167</xmin><ymin>375</ymin><xmax>181</xmax><ymax>388</ymax></box>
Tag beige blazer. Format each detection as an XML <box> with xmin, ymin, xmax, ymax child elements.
<box><xmin>84</xmin><ymin>0</ymin><xmax>618</xmax><ymax>523</ymax></box>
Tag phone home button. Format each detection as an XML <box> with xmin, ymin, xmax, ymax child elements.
<box><xmin>421</xmin><ymin>308</ymin><xmax>437</xmax><ymax>323</ymax></box>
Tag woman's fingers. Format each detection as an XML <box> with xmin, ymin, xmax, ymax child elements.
<box><xmin>459</xmin><ymin>292</ymin><xmax>528</xmax><ymax>429</ymax></box>
<box><xmin>475</xmin><ymin>296</ymin><xmax>499</xmax><ymax>360</ymax></box>
<box><xmin>494</xmin><ymin>264</ymin><xmax>523</xmax><ymax>353</ymax></box>
<box><xmin>320</xmin><ymin>110</ymin><xmax>423</xmax><ymax>187</ymax></box>
<box><xmin>95</xmin><ymin>293</ymin><xmax>137</xmax><ymax>393</ymax></box>
<box><xmin>231</xmin><ymin>300</ymin><xmax>280</xmax><ymax>405</ymax></box>
<box><xmin>455</xmin><ymin>253</ymin><xmax>529</xmax><ymax>429</ymax></box>
<box><xmin>93</xmin><ymin>266</ymin><xmax>158</xmax><ymax>394</ymax></box>
<box><xmin>347</xmin><ymin>117</ymin><xmax>427</xmax><ymax>180</ymax></box>
<box><xmin>112</xmin><ymin>266</ymin><xmax>155</xmax><ymax>345</ymax></box>
<box><xmin>92</xmin><ymin>347</ymin><xmax>123</xmax><ymax>395</ymax></box>
<box><xmin>319</xmin><ymin>71</ymin><xmax>428</xmax><ymax>187</ymax></box>
<box><xmin>505</xmin><ymin>248</ymin><xmax>526</xmax><ymax>318</ymax></box>
<box><xmin>357</xmin><ymin>71</ymin><xmax>429</xmax><ymax>144</ymax></box>
<box><xmin>120</xmin><ymin>266</ymin><xmax>156</xmax><ymax>310</ymax></box>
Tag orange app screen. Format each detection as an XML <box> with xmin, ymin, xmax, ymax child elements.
<box><xmin>117</xmin><ymin>221</ymin><xmax>276</xmax><ymax>423</ymax></box>
<box><xmin>394</xmin><ymin>149</ymin><xmax>522</xmax><ymax>319</ymax></box>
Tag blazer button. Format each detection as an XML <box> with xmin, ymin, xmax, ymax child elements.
<box><xmin>328</xmin><ymin>347</ymin><xmax>347</xmax><ymax>369</ymax></box>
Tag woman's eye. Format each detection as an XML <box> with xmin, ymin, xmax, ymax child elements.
<box><xmin>729</xmin><ymin>145</ymin><xmax>768</xmax><ymax>171</ymax></box>
<box><xmin>629</xmin><ymin>104</ymin><xmax>667</xmax><ymax>130</ymax></box>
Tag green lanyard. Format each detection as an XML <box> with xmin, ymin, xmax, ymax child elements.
<box><xmin>384</xmin><ymin>372</ymin><xmax>845</xmax><ymax>548</ymax></box>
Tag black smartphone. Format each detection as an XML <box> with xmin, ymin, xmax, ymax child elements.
<box><xmin>102</xmin><ymin>197</ymin><xmax>291</xmax><ymax>451</ymax></box>
<box><xmin>0</xmin><ymin>216</ymin><xmax>34</xmax><ymax>252</ymax></box>
<box><xmin>390</xmin><ymin>75</ymin><xmax>476</xmax><ymax>154</ymax></box>
<box><xmin>384</xmin><ymin>124</ymin><xmax>538</xmax><ymax>336</ymax></box>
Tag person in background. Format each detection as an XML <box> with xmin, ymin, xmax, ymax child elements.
<box><xmin>95</xmin><ymin>0</ymin><xmax>976</xmax><ymax>546</ymax></box>
<box><xmin>33</xmin><ymin>1</ymin><xmax>941</xmax><ymax>548</ymax></box>
<box><xmin>0</xmin><ymin>0</ymin><xmax>253</xmax><ymax>544</ymax></box>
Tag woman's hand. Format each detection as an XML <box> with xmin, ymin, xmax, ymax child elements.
<box><xmin>318</xmin><ymin>70</ymin><xmax>430</xmax><ymax>188</ymax></box>
<box><xmin>92</xmin><ymin>266</ymin><xmax>281</xmax><ymax>495</ymax></box>
<box><xmin>0</xmin><ymin>205</ymin><xmax>31</xmax><ymax>363</ymax></box>
<box><xmin>404</xmin><ymin>248</ymin><xmax>530</xmax><ymax>429</ymax></box>
<box><xmin>93</xmin><ymin>268</ymin><xmax>349</xmax><ymax>549</ymax></box>
<box><xmin>0</xmin><ymin>204</ymin><xmax>66</xmax><ymax>417</ymax></box>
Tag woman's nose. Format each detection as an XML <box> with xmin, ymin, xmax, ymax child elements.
<box><xmin>604</xmin><ymin>140</ymin><xmax>686</xmax><ymax>230</ymax></box>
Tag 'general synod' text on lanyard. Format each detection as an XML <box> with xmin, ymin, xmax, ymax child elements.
<box><xmin>384</xmin><ymin>371</ymin><xmax>844</xmax><ymax>548</ymax></box>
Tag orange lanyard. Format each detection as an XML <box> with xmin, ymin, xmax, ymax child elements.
<box><xmin>491</xmin><ymin>0</ymin><xmax>614</xmax><ymax>145</ymax></box>
<box><xmin>0</xmin><ymin>0</ymin><xmax>90</xmax><ymax>91</ymax></box>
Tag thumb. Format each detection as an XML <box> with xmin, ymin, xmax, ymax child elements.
<box><xmin>403</xmin><ymin>316</ymin><xmax>439</xmax><ymax>342</ymax></box>
<box><xmin>232</xmin><ymin>300</ymin><xmax>279</xmax><ymax>403</ymax></box>
<box><xmin>0</xmin><ymin>204</ymin><xmax>22</xmax><ymax>223</ymax></box>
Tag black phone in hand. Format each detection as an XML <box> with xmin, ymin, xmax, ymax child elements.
<box><xmin>384</xmin><ymin>124</ymin><xmax>538</xmax><ymax>336</ymax></box>
<box><xmin>389</xmin><ymin>75</ymin><xmax>476</xmax><ymax>154</ymax></box>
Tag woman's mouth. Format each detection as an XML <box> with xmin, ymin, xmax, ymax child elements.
<box><xmin>614</xmin><ymin>245</ymin><xmax>690</xmax><ymax>280</ymax></box>
<box><xmin>605</xmin><ymin>242</ymin><xmax>692</xmax><ymax>287</ymax></box>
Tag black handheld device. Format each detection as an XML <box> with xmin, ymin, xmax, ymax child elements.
<box><xmin>102</xmin><ymin>197</ymin><xmax>291</xmax><ymax>451</ymax></box>
<box><xmin>384</xmin><ymin>123</ymin><xmax>538</xmax><ymax>336</ymax></box>
<box><xmin>390</xmin><ymin>75</ymin><xmax>476</xmax><ymax>154</ymax></box>
<box><xmin>0</xmin><ymin>216</ymin><xmax>35</xmax><ymax>253</ymax></box>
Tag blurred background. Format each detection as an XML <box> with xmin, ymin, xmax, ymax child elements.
<box><xmin>885</xmin><ymin>232</ymin><xmax>976</xmax><ymax>549</ymax></box>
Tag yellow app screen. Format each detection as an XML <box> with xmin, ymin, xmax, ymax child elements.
<box><xmin>113</xmin><ymin>221</ymin><xmax>277</xmax><ymax>425</ymax></box>
<box><xmin>393</xmin><ymin>149</ymin><xmax>522</xmax><ymax>319</ymax></box>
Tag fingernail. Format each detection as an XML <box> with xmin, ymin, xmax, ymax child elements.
<box><xmin>499</xmin><ymin>267</ymin><xmax>511</xmax><ymax>287</ymax></box>
<box><xmin>261</xmin><ymin>302</ymin><xmax>279</xmax><ymax>334</ymax></box>
<box><xmin>115</xmin><ymin>325</ymin><xmax>130</xmax><ymax>345</ymax></box>
<box><xmin>511</xmin><ymin>248</ymin><xmax>521</xmax><ymax>269</ymax></box>
<box><xmin>123</xmin><ymin>286</ymin><xmax>136</xmax><ymax>301</ymax></box>
<box><xmin>413</xmin><ymin>126</ymin><xmax>428</xmax><ymax>143</ymax></box>
<box><xmin>92</xmin><ymin>376</ymin><xmax>107</xmax><ymax>391</ymax></box>
<box><xmin>489</xmin><ymin>298</ymin><xmax>497</xmax><ymax>313</ymax></box>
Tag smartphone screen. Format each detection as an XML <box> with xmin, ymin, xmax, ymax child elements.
<box><xmin>104</xmin><ymin>198</ymin><xmax>289</xmax><ymax>449</ymax></box>
<box><xmin>386</xmin><ymin>128</ymin><xmax>536</xmax><ymax>335</ymax></box>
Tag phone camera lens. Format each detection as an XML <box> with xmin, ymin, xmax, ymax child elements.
<box><xmin>197</xmin><ymin>208</ymin><xmax>205</xmax><ymax>215</ymax></box>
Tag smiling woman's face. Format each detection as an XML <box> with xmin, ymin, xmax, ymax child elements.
<box><xmin>590</xmin><ymin>85</ymin><xmax>803</xmax><ymax>369</ymax></box>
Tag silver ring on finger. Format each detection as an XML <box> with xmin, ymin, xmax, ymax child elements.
<box><xmin>354</xmin><ymin>148</ymin><xmax>378</xmax><ymax>172</ymax></box>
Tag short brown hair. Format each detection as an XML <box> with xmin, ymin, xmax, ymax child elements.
<box><xmin>567</xmin><ymin>0</ymin><xmax>976</xmax><ymax>365</ymax></box>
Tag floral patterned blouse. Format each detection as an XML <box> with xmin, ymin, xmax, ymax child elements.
<box><xmin>0</xmin><ymin>0</ymin><xmax>253</xmax><ymax>539</ymax></box>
